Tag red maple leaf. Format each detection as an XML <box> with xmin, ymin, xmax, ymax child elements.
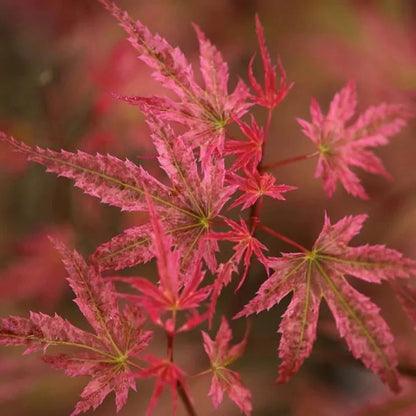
<box><xmin>0</xmin><ymin>241</ymin><xmax>152</xmax><ymax>415</ymax></box>
<box><xmin>297</xmin><ymin>80</ymin><xmax>413</xmax><ymax>199</ymax></box>
<box><xmin>224</xmin><ymin>116</ymin><xmax>265</xmax><ymax>172</ymax></box>
<box><xmin>248</xmin><ymin>15</ymin><xmax>293</xmax><ymax>109</ymax></box>
<box><xmin>0</xmin><ymin>116</ymin><xmax>233</xmax><ymax>273</ymax></box>
<box><xmin>202</xmin><ymin>317</ymin><xmax>252</xmax><ymax>415</ymax></box>
<box><xmin>206</xmin><ymin>217</ymin><xmax>270</xmax><ymax>324</ymax></box>
<box><xmin>135</xmin><ymin>356</ymin><xmax>189</xmax><ymax>416</ymax></box>
<box><xmin>97</xmin><ymin>0</ymin><xmax>250</xmax><ymax>161</ymax></box>
<box><xmin>111</xmin><ymin>190</ymin><xmax>211</xmax><ymax>334</ymax></box>
<box><xmin>236</xmin><ymin>213</ymin><xmax>416</xmax><ymax>391</ymax></box>
<box><xmin>227</xmin><ymin>169</ymin><xmax>296</xmax><ymax>210</ymax></box>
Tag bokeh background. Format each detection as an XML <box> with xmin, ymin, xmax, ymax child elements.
<box><xmin>1</xmin><ymin>0</ymin><xmax>416</xmax><ymax>415</ymax></box>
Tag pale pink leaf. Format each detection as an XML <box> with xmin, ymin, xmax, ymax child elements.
<box><xmin>202</xmin><ymin>317</ymin><xmax>252</xmax><ymax>415</ymax></box>
<box><xmin>0</xmin><ymin>243</ymin><xmax>152</xmax><ymax>415</ymax></box>
<box><xmin>297</xmin><ymin>81</ymin><xmax>413</xmax><ymax>198</ymax></box>
<box><xmin>237</xmin><ymin>214</ymin><xmax>416</xmax><ymax>390</ymax></box>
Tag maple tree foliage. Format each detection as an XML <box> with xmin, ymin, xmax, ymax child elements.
<box><xmin>0</xmin><ymin>0</ymin><xmax>416</xmax><ymax>415</ymax></box>
<box><xmin>297</xmin><ymin>80</ymin><xmax>412</xmax><ymax>199</ymax></box>
<box><xmin>248</xmin><ymin>15</ymin><xmax>293</xmax><ymax>110</ymax></box>
<box><xmin>236</xmin><ymin>214</ymin><xmax>416</xmax><ymax>391</ymax></box>
<box><xmin>111</xmin><ymin>190</ymin><xmax>211</xmax><ymax>334</ymax></box>
<box><xmin>96</xmin><ymin>0</ymin><xmax>251</xmax><ymax>163</ymax></box>
<box><xmin>202</xmin><ymin>317</ymin><xmax>252</xmax><ymax>415</ymax></box>
<box><xmin>0</xmin><ymin>240</ymin><xmax>152</xmax><ymax>415</ymax></box>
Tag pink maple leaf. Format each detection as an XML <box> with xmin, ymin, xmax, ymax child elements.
<box><xmin>202</xmin><ymin>317</ymin><xmax>252</xmax><ymax>415</ymax></box>
<box><xmin>209</xmin><ymin>217</ymin><xmax>269</xmax><ymax>290</ymax></box>
<box><xmin>98</xmin><ymin>0</ymin><xmax>250</xmax><ymax>161</ymax></box>
<box><xmin>297</xmin><ymin>80</ymin><xmax>413</xmax><ymax>198</ymax></box>
<box><xmin>206</xmin><ymin>217</ymin><xmax>269</xmax><ymax>325</ymax></box>
<box><xmin>248</xmin><ymin>15</ymin><xmax>293</xmax><ymax>109</ymax></box>
<box><xmin>236</xmin><ymin>213</ymin><xmax>416</xmax><ymax>391</ymax></box>
<box><xmin>227</xmin><ymin>169</ymin><xmax>296</xmax><ymax>210</ymax></box>
<box><xmin>0</xmin><ymin>117</ymin><xmax>233</xmax><ymax>273</ymax></box>
<box><xmin>0</xmin><ymin>241</ymin><xmax>152</xmax><ymax>415</ymax></box>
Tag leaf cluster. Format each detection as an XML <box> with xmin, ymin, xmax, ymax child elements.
<box><xmin>0</xmin><ymin>1</ymin><xmax>415</xmax><ymax>415</ymax></box>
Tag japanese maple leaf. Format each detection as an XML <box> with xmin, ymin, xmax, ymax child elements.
<box><xmin>224</xmin><ymin>116</ymin><xmax>265</xmax><ymax>172</ymax></box>
<box><xmin>98</xmin><ymin>0</ymin><xmax>250</xmax><ymax>161</ymax></box>
<box><xmin>227</xmin><ymin>169</ymin><xmax>296</xmax><ymax>210</ymax></box>
<box><xmin>236</xmin><ymin>213</ymin><xmax>416</xmax><ymax>391</ymax></box>
<box><xmin>111</xmin><ymin>190</ymin><xmax>211</xmax><ymax>334</ymax></box>
<box><xmin>135</xmin><ymin>356</ymin><xmax>189</xmax><ymax>416</ymax></box>
<box><xmin>297</xmin><ymin>80</ymin><xmax>412</xmax><ymax>199</ymax></box>
<box><xmin>0</xmin><ymin>117</ymin><xmax>233</xmax><ymax>273</ymax></box>
<box><xmin>206</xmin><ymin>218</ymin><xmax>269</xmax><ymax>324</ymax></box>
<box><xmin>210</xmin><ymin>217</ymin><xmax>269</xmax><ymax>287</ymax></box>
<box><xmin>0</xmin><ymin>240</ymin><xmax>152</xmax><ymax>415</ymax></box>
<box><xmin>202</xmin><ymin>317</ymin><xmax>252</xmax><ymax>415</ymax></box>
<box><xmin>248</xmin><ymin>15</ymin><xmax>293</xmax><ymax>109</ymax></box>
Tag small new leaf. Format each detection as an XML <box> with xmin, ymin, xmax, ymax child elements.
<box><xmin>227</xmin><ymin>169</ymin><xmax>296</xmax><ymax>210</ymax></box>
<box><xmin>202</xmin><ymin>317</ymin><xmax>252</xmax><ymax>415</ymax></box>
<box><xmin>249</xmin><ymin>15</ymin><xmax>293</xmax><ymax>109</ymax></box>
<box><xmin>135</xmin><ymin>356</ymin><xmax>188</xmax><ymax>416</ymax></box>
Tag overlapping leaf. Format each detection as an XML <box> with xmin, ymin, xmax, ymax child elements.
<box><xmin>98</xmin><ymin>0</ymin><xmax>250</xmax><ymax>160</ymax></box>
<box><xmin>236</xmin><ymin>214</ymin><xmax>416</xmax><ymax>391</ymax></box>
<box><xmin>112</xmin><ymin>190</ymin><xmax>211</xmax><ymax>333</ymax></box>
<box><xmin>297</xmin><ymin>81</ymin><xmax>412</xmax><ymax>198</ymax></box>
<box><xmin>0</xmin><ymin>117</ymin><xmax>232</xmax><ymax>272</ymax></box>
<box><xmin>207</xmin><ymin>218</ymin><xmax>269</xmax><ymax>324</ymax></box>
<box><xmin>0</xmin><ymin>240</ymin><xmax>152</xmax><ymax>415</ymax></box>
<box><xmin>224</xmin><ymin>116</ymin><xmax>265</xmax><ymax>172</ymax></box>
<box><xmin>135</xmin><ymin>356</ymin><xmax>188</xmax><ymax>416</ymax></box>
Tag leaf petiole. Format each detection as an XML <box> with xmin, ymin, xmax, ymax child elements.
<box><xmin>262</xmin><ymin>151</ymin><xmax>319</xmax><ymax>170</ymax></box>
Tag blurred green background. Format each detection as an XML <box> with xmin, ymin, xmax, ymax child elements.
<box><xmin>1</xmin><ymin>0</ymin><xmax>416</xmax><ymax>415</ymax></box>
